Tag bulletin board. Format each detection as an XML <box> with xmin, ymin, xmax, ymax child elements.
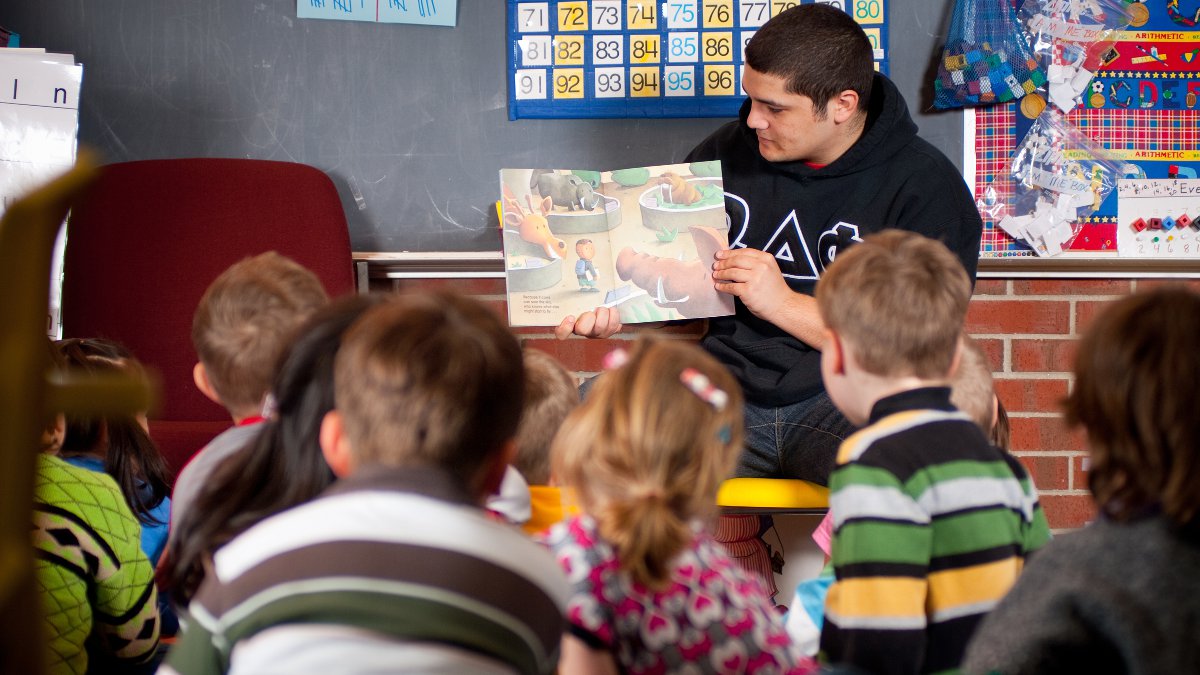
<box><xmin>507</xmin><ymin>0</ymin><xmax>890</xmax><ymax>119</ymax></box>
<box><xmin>973</xmin><ymin>1</ymin><xmax>1200</xmax><ymax>259</ymax></box>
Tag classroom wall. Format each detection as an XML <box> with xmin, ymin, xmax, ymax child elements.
<box><xmin>375</xmin><ymin>274</ymin><xmax>1200</xmax><ymax>532</ymax></box>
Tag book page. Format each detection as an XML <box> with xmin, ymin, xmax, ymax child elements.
<box><xmin>501</xmin><ymin>161</ymin><xmax>733</xmax><ymax>327</ymax></box>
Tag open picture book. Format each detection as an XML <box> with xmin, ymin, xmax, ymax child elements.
<box><xmin>499</xmin><ymin>161</ymin><xmax>735</xmax><ymax>327</ymax></box>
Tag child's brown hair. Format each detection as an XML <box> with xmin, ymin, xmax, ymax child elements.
<box><xmin>552</xmin><ymin>338</ymin><xmax>743</xmax><ymax>587</ymax></box>
<box><xmin>817</xmin><ymin>229</ymin><xmax>971</xmax><ymax>379</ymax></box>
<box><xmin>191</xmin><ymin>252</ymin><xmax>328</xmax><ymax>418</ymax></box>
<box><xmin>1065</xmin><ymin>287</ymin><xmax>1200</xmax><ymax>528</ymax></box>
<box><xmin>514</xmin><ymin>349</ymin><xmax>578</xmax><ymax>484</ymax></box>
<box><xmin>950</xmin><ymin>335</ymin><xmax>998</xmax><ymax>437</ymax></box>
<box><xmin>334</xmin><ymin>292</ymin><xmax>524</xmax><ymax>491</ymax></box>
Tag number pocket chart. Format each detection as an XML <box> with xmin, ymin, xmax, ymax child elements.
<box><xmin>507</xmin><ymin>0</ymin><xmax>888</xmax><ymax>119</ymax></box>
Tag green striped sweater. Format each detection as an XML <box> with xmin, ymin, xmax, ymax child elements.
<box><xmin>820</xmin><ymin>387</ymin><xmax>1050</xmax><ymax>675</ymax></box>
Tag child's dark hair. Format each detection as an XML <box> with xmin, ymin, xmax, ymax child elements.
<box><xmin>165</xmin><ymin>294</ymin><xmax>386</xmax><ymax>603</ymax></box>
<box><xmin>1065</xmin><ymin>287</ymin><xmax>1200</xmax><ymax>529</ymax></box>
<box><xmin>744</xmin><ymin>3</ymin><xmax>874</xmax><ymax>116</ymax></box>
<box><xmin>56</xmin><ymin>338</ymin><xmax>171</xmax><ymax>525</ymax></box>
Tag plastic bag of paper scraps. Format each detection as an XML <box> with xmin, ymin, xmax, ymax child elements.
<box><xmin>1018</xmin><ymin>0</ymin><xmax>1132</xmax><ymax>112</ymax></box>
<box><xmin>978</xmin><ymin>110</ymin><xmax>1133</xmax><ymax>257</ymax></box>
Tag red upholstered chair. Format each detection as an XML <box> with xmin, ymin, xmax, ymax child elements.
<box><xmin>61</xmin><ymin>158</ymin><xmax>355</xmax><ymax>478</ymax></box>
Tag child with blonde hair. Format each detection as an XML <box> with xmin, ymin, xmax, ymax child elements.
<box><xmin>950</xmin><ymin>334</ymin><xmax>1010</xmax><ymax>449</ymax></box>
<box><xmin>543</xmin><ymin>338</ymin><xmax>811</xmax><ymax>674</ymax></box>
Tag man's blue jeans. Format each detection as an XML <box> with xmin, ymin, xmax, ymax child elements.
<box><xmin>737</xmin><ymin>391</ymin><xmax>855</xmax><ymax>485</ymax></box>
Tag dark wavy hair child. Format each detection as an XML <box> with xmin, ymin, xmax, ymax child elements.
<box><xmin>965</xmin><ymin>287</ymin><xmax>1200</xmax><ymax>674</ymax></box>
<box><xmin>57</xmin><ymin>337</ymin><xmax>173</xmax><ymax>565</ymax></box>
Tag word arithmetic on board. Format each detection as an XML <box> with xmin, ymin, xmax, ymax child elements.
<box><xmin>506</xmin><ymin>0</ymin><xmax>889</xmax><ymax>119</ymax></box>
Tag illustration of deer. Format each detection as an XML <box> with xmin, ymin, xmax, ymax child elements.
<box><xmin>502</xmin><ymin>184</ymin><xmax>566</xmax><ymax>260</ymax></box>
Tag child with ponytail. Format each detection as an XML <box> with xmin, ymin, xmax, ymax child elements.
<box><xmin>543</xmin><ymin>338</ymin><xmax>812</xmax><ymax>674</ymax></box>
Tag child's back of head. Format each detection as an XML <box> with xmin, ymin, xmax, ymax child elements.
<box><xmin>56</xmin><ymin>338</ymin><xmax>171</xmax><ymax>528</ymax></box>
<box><xmin>191</xmin><ymin>251</ymin><xmax>328</xmax><ymax>420</ymax></box>
<box><xmin>514</xmin><ymin>348</ymin><xmax>578</xmax><ymax>485</ymax></box>
<box><xmin>166</xmin><ymin>294</ymin><xmax>386</xmax><ymax>604</ymax></box>
<box><xmin>950</xmin><ymin>334</ymin><xmax>1010</xmax><ymax>449</ymax></box>
<box><xmin>1067</xmin><ymin>286</ymin><xmax>1200</xmax><ymax>529</ymax></box>
<box><xmin>817</xmin><ymin>229</ymin><xmax>971</xmax><ymax>380</ymax></box>
<box><xmin>552</xmin><ymin>338</ymin><xmax>743</xmax><ymax>587</ymax></box>
<box><xmin>333</xmin><ymin>292</ymin><xmax>524</xmax><ymax>495</ymax></box>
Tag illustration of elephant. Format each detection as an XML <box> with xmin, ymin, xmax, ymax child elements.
<box><xmin>531</xmin><ymin>169</ymin><xmax>602</xmax><ymax>212</ymax></box>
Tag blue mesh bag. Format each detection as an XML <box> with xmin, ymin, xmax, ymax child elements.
<box><xmin>935</xmin><ymin>0</ymin><xmax>1045</xmax><ymax>109</ymax></box>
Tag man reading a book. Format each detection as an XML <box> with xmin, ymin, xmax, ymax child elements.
<box><xmin>557</xmin><ymin>4</ymin><xmax>982</xmax><ymax>486</ymax></box>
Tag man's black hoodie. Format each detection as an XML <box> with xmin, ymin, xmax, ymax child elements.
<box><xmin>687</xmin><ymin>73</ymin><xmax>982</xmax><ymax>406</ymax></box>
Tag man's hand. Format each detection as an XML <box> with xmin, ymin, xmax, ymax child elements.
<box><xmin>711</xmin><ymin>247</ymin><xmax>827</xmax><ymax>350</ymax></box>
<box><xmin>554</xmin><ymin>307</ymin><xmax>623</xmax><ymax>340</ymax></box>
<box><xmin>712</xmin><ymin>248</ymin><xmax>795</xmax><ymax>323</ymax></box>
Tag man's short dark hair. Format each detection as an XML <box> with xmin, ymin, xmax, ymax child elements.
<box><xmin>745</xmin><ymin>3</ymin><xmax>875</xmax><ymax>116</ymax></box>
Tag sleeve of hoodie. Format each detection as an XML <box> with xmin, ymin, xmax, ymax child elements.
<box><xmin>887</xmin><ymin>142</ymin><xmax>983</xmax><ymax>282</ymax></box>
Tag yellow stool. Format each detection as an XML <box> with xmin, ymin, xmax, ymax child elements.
<box><xmin>716</xmin><ymin>478</ymin><xmax>829</xmax><ymax>515</ymax></box>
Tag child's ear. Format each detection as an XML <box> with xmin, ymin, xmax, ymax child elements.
<box><xmin>824</xmin><ymin>328</ymin><xmax>847</xmax><ymax>375</ymax></box>
<box><xmin>319</xmin><ymin>410</ymin><xmax>354</xmax><ymax>478</ymax></box>
<box><xmin>192</xmin><ymin>362</ymin><xmax>221</xmax><ymax>405</ymax></box>
<box><xmin>41</xmin><ymin>413</ymin><xmax>66</xmax><ymax>454</ymax></box>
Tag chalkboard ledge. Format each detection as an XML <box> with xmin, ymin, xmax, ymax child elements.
<box><xmin>354</xmin><ymin>252</ymin><xmax>505</xmax><ymax>285</ymax></box>
<box><xmin>978</xmin><ymin>254</ymin><xmax>1200</xmax><ymax>279</ymax></box>
<box><xmin>351</xmin><ymin>251</ymin><xmax>1200</xmax><ymax>289</ymax></box>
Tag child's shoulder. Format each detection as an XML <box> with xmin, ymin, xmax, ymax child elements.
<box><xmin>34</xmin><ymin>454</ymin><xmax>142</xmax><ymax>548</ymax></box>
<box><xmin>837</xmin><ymin>407</ymin><xmax>983</xmax><ymax>471</ymax></box>
<box><xmin>35</xmin><ymin>453</ymin><xmax>127</xmax><ymax>509</ymax></box>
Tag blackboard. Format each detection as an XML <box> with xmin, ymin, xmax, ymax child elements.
<box><xmin>1</xmin><ymin>0</ymin><xmax>964</xmax><ymax>253</ymax></box>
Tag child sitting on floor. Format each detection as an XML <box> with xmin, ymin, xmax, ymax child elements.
<box><xmin>543</xmin><ymin>337</ymin><xmax>812</xmax><ymax>674</ymax></box>
<box><xmin>513</xmin><ymin>348</ymin><xmax>580</xmax><ymax>535</ymax></box>
<box><xmin>56</xmin><ymin>337</ymin><xmax>173</xmax><ymax>567</ymax></box>
<box><xmin>163</xmin><ymin>293</ymin><xmax>568</xmax><ymax>675</ymax></box>
<box><xmin>786</xmin><ymin>333</ymin><xmax>1022</xmax><ymax>657</ymax></box>
<box><xmin>168</xmin><ymin>252</ymin><xmax>328</xmax><ymax>533</ymax></box>
<box><xmin>815</xmin><ymin>230</ymin><xmax>1049</xmax><ymax>674</ymax></box>
<box><xmin>34</xmin><ymin>339</ymin><xmax>161</xmax><ymax>674</ymax></box>
<box><xmin>162</xmin><ymin>295</ymin><xmax>383</xmax><ymax>606</ymax></box>
<box><xmin>964</xmin><ymin>286</ymin><xmax>1200</xmax><ymax>674</ymax></box>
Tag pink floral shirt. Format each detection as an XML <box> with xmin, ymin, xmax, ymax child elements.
<box><xmin>543</xmin><ymin>515</ymin><xmax>813</xmax><ymax>674</ymax></box>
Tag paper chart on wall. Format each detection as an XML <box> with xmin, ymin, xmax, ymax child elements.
<box><xmin>971</xmin><ymin>1</ymin><xmax>1200</xmax><ymax>258</ymax></box>
<box><xmin>297</xmin><ymin>0</ymin><xmax>458</xmax><ymax>26</ymax></box>
<box><xmin>0</xmin><ymin>51</ymin><xmax>83</xmax><ymax>337</ymax></box>
<box><xmin>1116</xmin><ymin>179</ymin><xmax>1200</xmax><ymax>258</ymax></box>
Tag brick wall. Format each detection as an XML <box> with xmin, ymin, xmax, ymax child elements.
<box><xmin>377</xmin><ymin>274</ymin><xmax>1193</xmax><ymax>532</ymax></box>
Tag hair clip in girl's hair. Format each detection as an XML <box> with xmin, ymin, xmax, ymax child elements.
<box><xmin>717</xmin><ymin>424</ymin><xmax>732</xmax><ymax>444</ymax></box>
<box><xmin>603</xmin><ymin>347</ymin><xmax>630</xmax><ymax>371</ymax></box>
<box><xmin>680</xmin><ymin>368</ymin><xmax>728</xmax><ymax>411</ymax></box>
